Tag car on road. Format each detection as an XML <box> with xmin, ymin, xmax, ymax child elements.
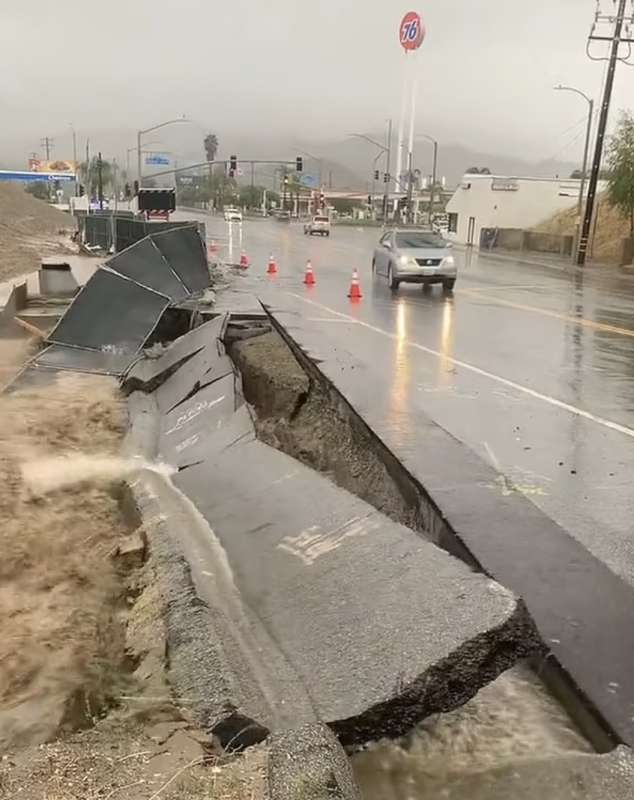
<box><xmin>273</xmin><ymin>210</ymin><xmax>291</xmax><ymax>222</ymax></box>
<box><xmin>224</xmin><ymin>206</ymin><xmax>242</xmax><ymax>222</ymax></box>
<box><xmin>304</xmin><ymin>215</ymin><xmax>331</xmax><ymax>237</ymax></box>
<box><xmin>372</xmin><ymin>229</ymin><xmax>457</xmax><ymax>293</ymax></box>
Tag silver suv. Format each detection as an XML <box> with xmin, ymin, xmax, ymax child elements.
<box><xmin>372</xmin><ymin>229</ymin><xmax>456</xmax><ymax>292</ymax></box>
<box><xmin>304</xmin><ymin>215</ymin><xmax>331</xmax><ymax>237</ymax></box>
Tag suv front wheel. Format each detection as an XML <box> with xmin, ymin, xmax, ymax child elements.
<box><xmin>388</xmin><ymin>264</ymin><xmax>400</xmax><ymax>292</ymax></box>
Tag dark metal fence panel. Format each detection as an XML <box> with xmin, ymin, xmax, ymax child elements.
<box><xmin>85</xmin><ymin>214</ymin><xmax>112</xmax><ymax>250</ymax></box>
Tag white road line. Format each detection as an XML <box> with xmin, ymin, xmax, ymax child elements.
<box><xmin>287</xmin><ymin>292</ymin><xmax>634</xmax><ymax>440</ymax></box>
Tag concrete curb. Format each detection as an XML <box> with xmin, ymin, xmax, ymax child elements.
<box><xmin>269</xmin><ymin>724</ymin><xmax>361</xmax><ymax>800</ymax></box>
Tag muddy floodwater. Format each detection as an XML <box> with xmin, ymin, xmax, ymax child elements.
<box><xmin>352</xmin><ymin>666</ymin><xmax>591</xmax><ymax>799</ymax></box>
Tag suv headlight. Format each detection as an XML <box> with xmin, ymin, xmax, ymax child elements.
<box><xmin>399</xmin><ymin>255</ymin><xmax>417</xmax><ymax>267</ymax></box>
<box><xmin>443</xmin><ymin>256</ymin><xmax>455</xmax><ymax>268</ymax></box>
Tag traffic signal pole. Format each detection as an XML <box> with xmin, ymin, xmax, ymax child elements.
<box><xmin>578</xmin><ymin>0</ymin><xmax>630</xmax><ymax>265</ymax></box>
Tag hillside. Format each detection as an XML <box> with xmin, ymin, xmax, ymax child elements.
<box><xmin>0</xmin><ymin>184</ymin><xmax>74</xmax><ymax>281</ymax></box>
<box><xmin>535</xmin><ymin>196</ymin><xmax>629</xmax><ymax>265</ymax></box>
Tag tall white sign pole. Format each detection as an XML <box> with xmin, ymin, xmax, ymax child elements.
<box><xmin>398</xmin><ymin>11</ymin><xmax>426</xmax><ymax>217</ymax></box>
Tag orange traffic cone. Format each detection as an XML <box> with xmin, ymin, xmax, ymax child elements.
<box><xmin>304</xmin><ymin>260</ymin><xmax>316</xmax><ymax>286</ymax></box>
<box><xmin>267</xmin><ymin>254</ymin><xmax>278</xmax><ymax>275</ymax></box>
<box><xmin>348</xmin><ymin>268</ymin><xmax>362</xmax><ymax>300</ymax></box>
<box><xmin>239</xmin><ymin>251</ymin><xmax>250</xmax><ymax>269</ymax></box>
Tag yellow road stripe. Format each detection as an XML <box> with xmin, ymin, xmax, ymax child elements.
<box><xmin>459</xmin><ymin>288</ymin><xmax>634</xmax><ymax>338</ymax></box>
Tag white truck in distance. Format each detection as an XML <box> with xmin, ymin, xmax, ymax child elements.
<box><xmin>304</xmin><ymin>215</ymin><xmax>331</xmax><ymax>237</ymax></box>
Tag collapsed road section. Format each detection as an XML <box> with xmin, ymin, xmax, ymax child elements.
<box><xmin>124</xmin><ymin>313</ymin><xmax>542</xmax><ymax>748</ymax></box>
<box><xmin>4</xmin><ymin>242</ymin><xmax>634</xmax><ymax>797</ymax></box>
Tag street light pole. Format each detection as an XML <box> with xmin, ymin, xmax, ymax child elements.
<box><xmin>384</xmin><ymin>118</ymin><xmax>392</xmax><ymax>222</ymax></box>
<box><xmin>554</xmin><ymin>85</ymin><xmax>594</xmax><ymax>255</ymax></box>
<box><xmin>70</xmin><ymin>124</ymin><xmax>78</xmax><ymax>196</ymax></box>
<box><xmin>349</xmin><ymin>131</ymin><xmax>391</xmax><ymax>219</ymax></box>
<box><xmin>418</xmin><ymin>134</ymin><xmax>438</xmax><ymax>222</ymax></box>
<box><xmin>137</xmin><ymin>116</ymin><xmax>189</xmax><ymax>187</ymax></box>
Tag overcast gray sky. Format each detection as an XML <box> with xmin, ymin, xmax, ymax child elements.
<box><xmin>1</xmin><ymin>1</ymin><xmax>630</xmax><ymax>164</ymax></box>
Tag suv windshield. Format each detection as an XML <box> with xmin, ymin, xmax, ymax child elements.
<box><xmin>314</xmin><ymin>216</ymin><xmax>329</xmax><ymax>223</ymax></box>
<box><xmin>395</xmin><ymin>232</ymin><xmax>446</xmax><ymax>249</ymax></box>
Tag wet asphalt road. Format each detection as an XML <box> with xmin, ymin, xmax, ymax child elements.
<box><xmin>181</xmin><ymin>212</ymin><xmax>634</xmax><ymax>588</ymax></box>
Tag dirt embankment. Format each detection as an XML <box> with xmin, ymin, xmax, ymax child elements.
<box><xmin>534</xmin><ymin>195</ymin><xmax>628</xmax><ymax>264</ymax></box>
<box><xmin>0</xmin><ymin>183</ymin><xmax>75</xmax><ymax>282</ymax></box>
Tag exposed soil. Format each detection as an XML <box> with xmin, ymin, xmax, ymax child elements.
<box><xmin>230</xmin><ymin>329</ymin><xmax>423</xmax><ymax>531</ymax></box>
<box><xmin>0</xmin><ymin>183</ymin><xmax>76</xmax><ymax>281</ymax></box>
<box><xmin>535</xmin><ymin>194</ymin><xmax>626</xmax><ymax>264</ymax></box>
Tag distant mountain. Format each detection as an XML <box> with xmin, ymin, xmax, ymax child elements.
<box><xmin>1</xmin><ymin>126</ymin><xmax>577</xmax><ymax>192</ymax></box>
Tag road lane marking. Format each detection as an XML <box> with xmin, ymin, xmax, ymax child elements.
<box><xmin>307</xmin><ymin>317</ymin><xmax>358</xmax><ymax>323</ymax></box>
<box><xmin>458</xmin><ymin>288</ymin><xmax>634</xmax><ymax>338</ymax></box>
<box><xmin>287</xmin><ymin>292</ymin><xmax>634</xmax><ymax>440</ymax></box>
<box><xmin>461</xmin><ymin>284</ymin><xmax>545</xmax><ymax>292</ymax></box>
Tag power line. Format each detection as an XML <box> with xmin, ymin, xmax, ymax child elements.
<box><xmin>578</xmin><ymin>0</ymin><xmax>632</xmax><ymax>265</ymax></box>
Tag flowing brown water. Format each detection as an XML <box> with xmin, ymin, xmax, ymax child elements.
<box><xmin>351</xmin><ymin>665</ymin><xmax>591</xmax><ymax>799</ymax></box>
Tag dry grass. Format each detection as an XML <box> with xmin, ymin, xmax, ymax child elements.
<box><xmin>0</xmin><ymin>373</ymin><xmax>128</xmax><ymax>750</ymax></box>
<box><xmin>534</xmin><ymin>193</ymin><xmax>629</xmax><ymax>264</ymax></box>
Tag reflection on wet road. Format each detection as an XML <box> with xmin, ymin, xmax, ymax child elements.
<box><xmin>181</xmin><ymin>211</ymin><xmax>634</xmax><ymax>588</ymax></box>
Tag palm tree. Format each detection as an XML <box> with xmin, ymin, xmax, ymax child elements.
<box><xmin>204</xmin><ymin>134</ymin><xmax>219</xmax><ymax>162</ymax></box>
<box><xmin>78</xmin><ymin>157</ymin><xmax>114</xmax><ymax>198</ymax></box>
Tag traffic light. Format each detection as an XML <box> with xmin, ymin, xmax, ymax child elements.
<box><xmin>79</xmin><ymin>184</ymin><xmax>85</xmax><ymax>197</ymax></box>
<box><xmin>383</xmin><ymin>173</ymin><xmax>389</xmax><ymax>183</ymax></box>
<box><xmin>319</xmin><ymin>191</ymin><xmax>325</xmax><ymax>208</ymax></box>
<box><xmin>368</xmin><ymin>194</ymin><xmax>372</xmax><ymax>207</ymax></box>
<box><xmin>133</xmin><ymin>180</ymin><xmax>140</xmax><ymax>196</ymax></box>
<box><xmin>124</xmin><ymin>182</ymin><xmax>131</xmax><ymax>199</ymax></box>
<box><xmin>296</xmin><ymin>156</ymin><xmax>303</xmax><ymax>172</ymax></box>
<box><xmin>374</xmin><ymin>170</ymin><xmax>380</xmax><ymax>181</ymax></box>
<box><xmin>229</xmin><ymin>155</ymin><xmax>238</xmax><ymax>178</ymax></box>
<box><xmin>283</xmin><ymin>175</ymin><xmax>289</xmax><ymax>186</ymax></box>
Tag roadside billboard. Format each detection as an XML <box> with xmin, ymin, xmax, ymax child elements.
<box><xmin>28</xmin><ymin>158</ymin><xmax>76</xmax><ymax>174</ymax></box>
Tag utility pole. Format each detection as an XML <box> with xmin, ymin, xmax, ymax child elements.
<box><xmin>70</xmin><ymin>125</ymin><xmax>78</xmax><ymax>197</ymax></box>
<box><xmin>578</xmin><ymin>0</ymin><xmax>633</xmax><ymax>265</ymax></box>
<box><xmin>554</xmin><ymin>86</ymin><xmax>594</xmax><ymax>259</ymax></box>
<box><xmin>40</xmin><ymin>136</ymin><xmax>53</xmax><ymax>161</ymax></box>
<box><xmin>97</xmin><ymin>152</ymin><xmax>104</xmax><ymax>211</ymax></box>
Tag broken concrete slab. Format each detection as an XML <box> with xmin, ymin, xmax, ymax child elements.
<box><xmin>159</xmin><ymin>372</ymin><xmax>239</xmax><ymax>468</ymax></box>
<box><xmin>122</xmin><ymin>316</ymin><xmax>226</xmax><ymax>394</ymax></box>
<box><xmin>128</xmin><ymin>472</ymin><xmax>295</xmax><ymax>748</ymax></box>
<box><xmin>154</xmin><ymin>343</ymin><xmax>234</xmax><ymax>414</ymax></box>
<box><xmin>269</xmin><ymin>724</ymin><xmax>361</xmax><ymax>800</ymax></box>
<box><xmin>173</xmin><ymin>433</ymin><xmax>540</xmax><ymax>746</ymax></box>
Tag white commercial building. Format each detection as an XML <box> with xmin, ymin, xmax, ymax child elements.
<box><xmin>445</xmin><ymin>174</ymin><xmax>605</xmax><ymax>247</ymax></box>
